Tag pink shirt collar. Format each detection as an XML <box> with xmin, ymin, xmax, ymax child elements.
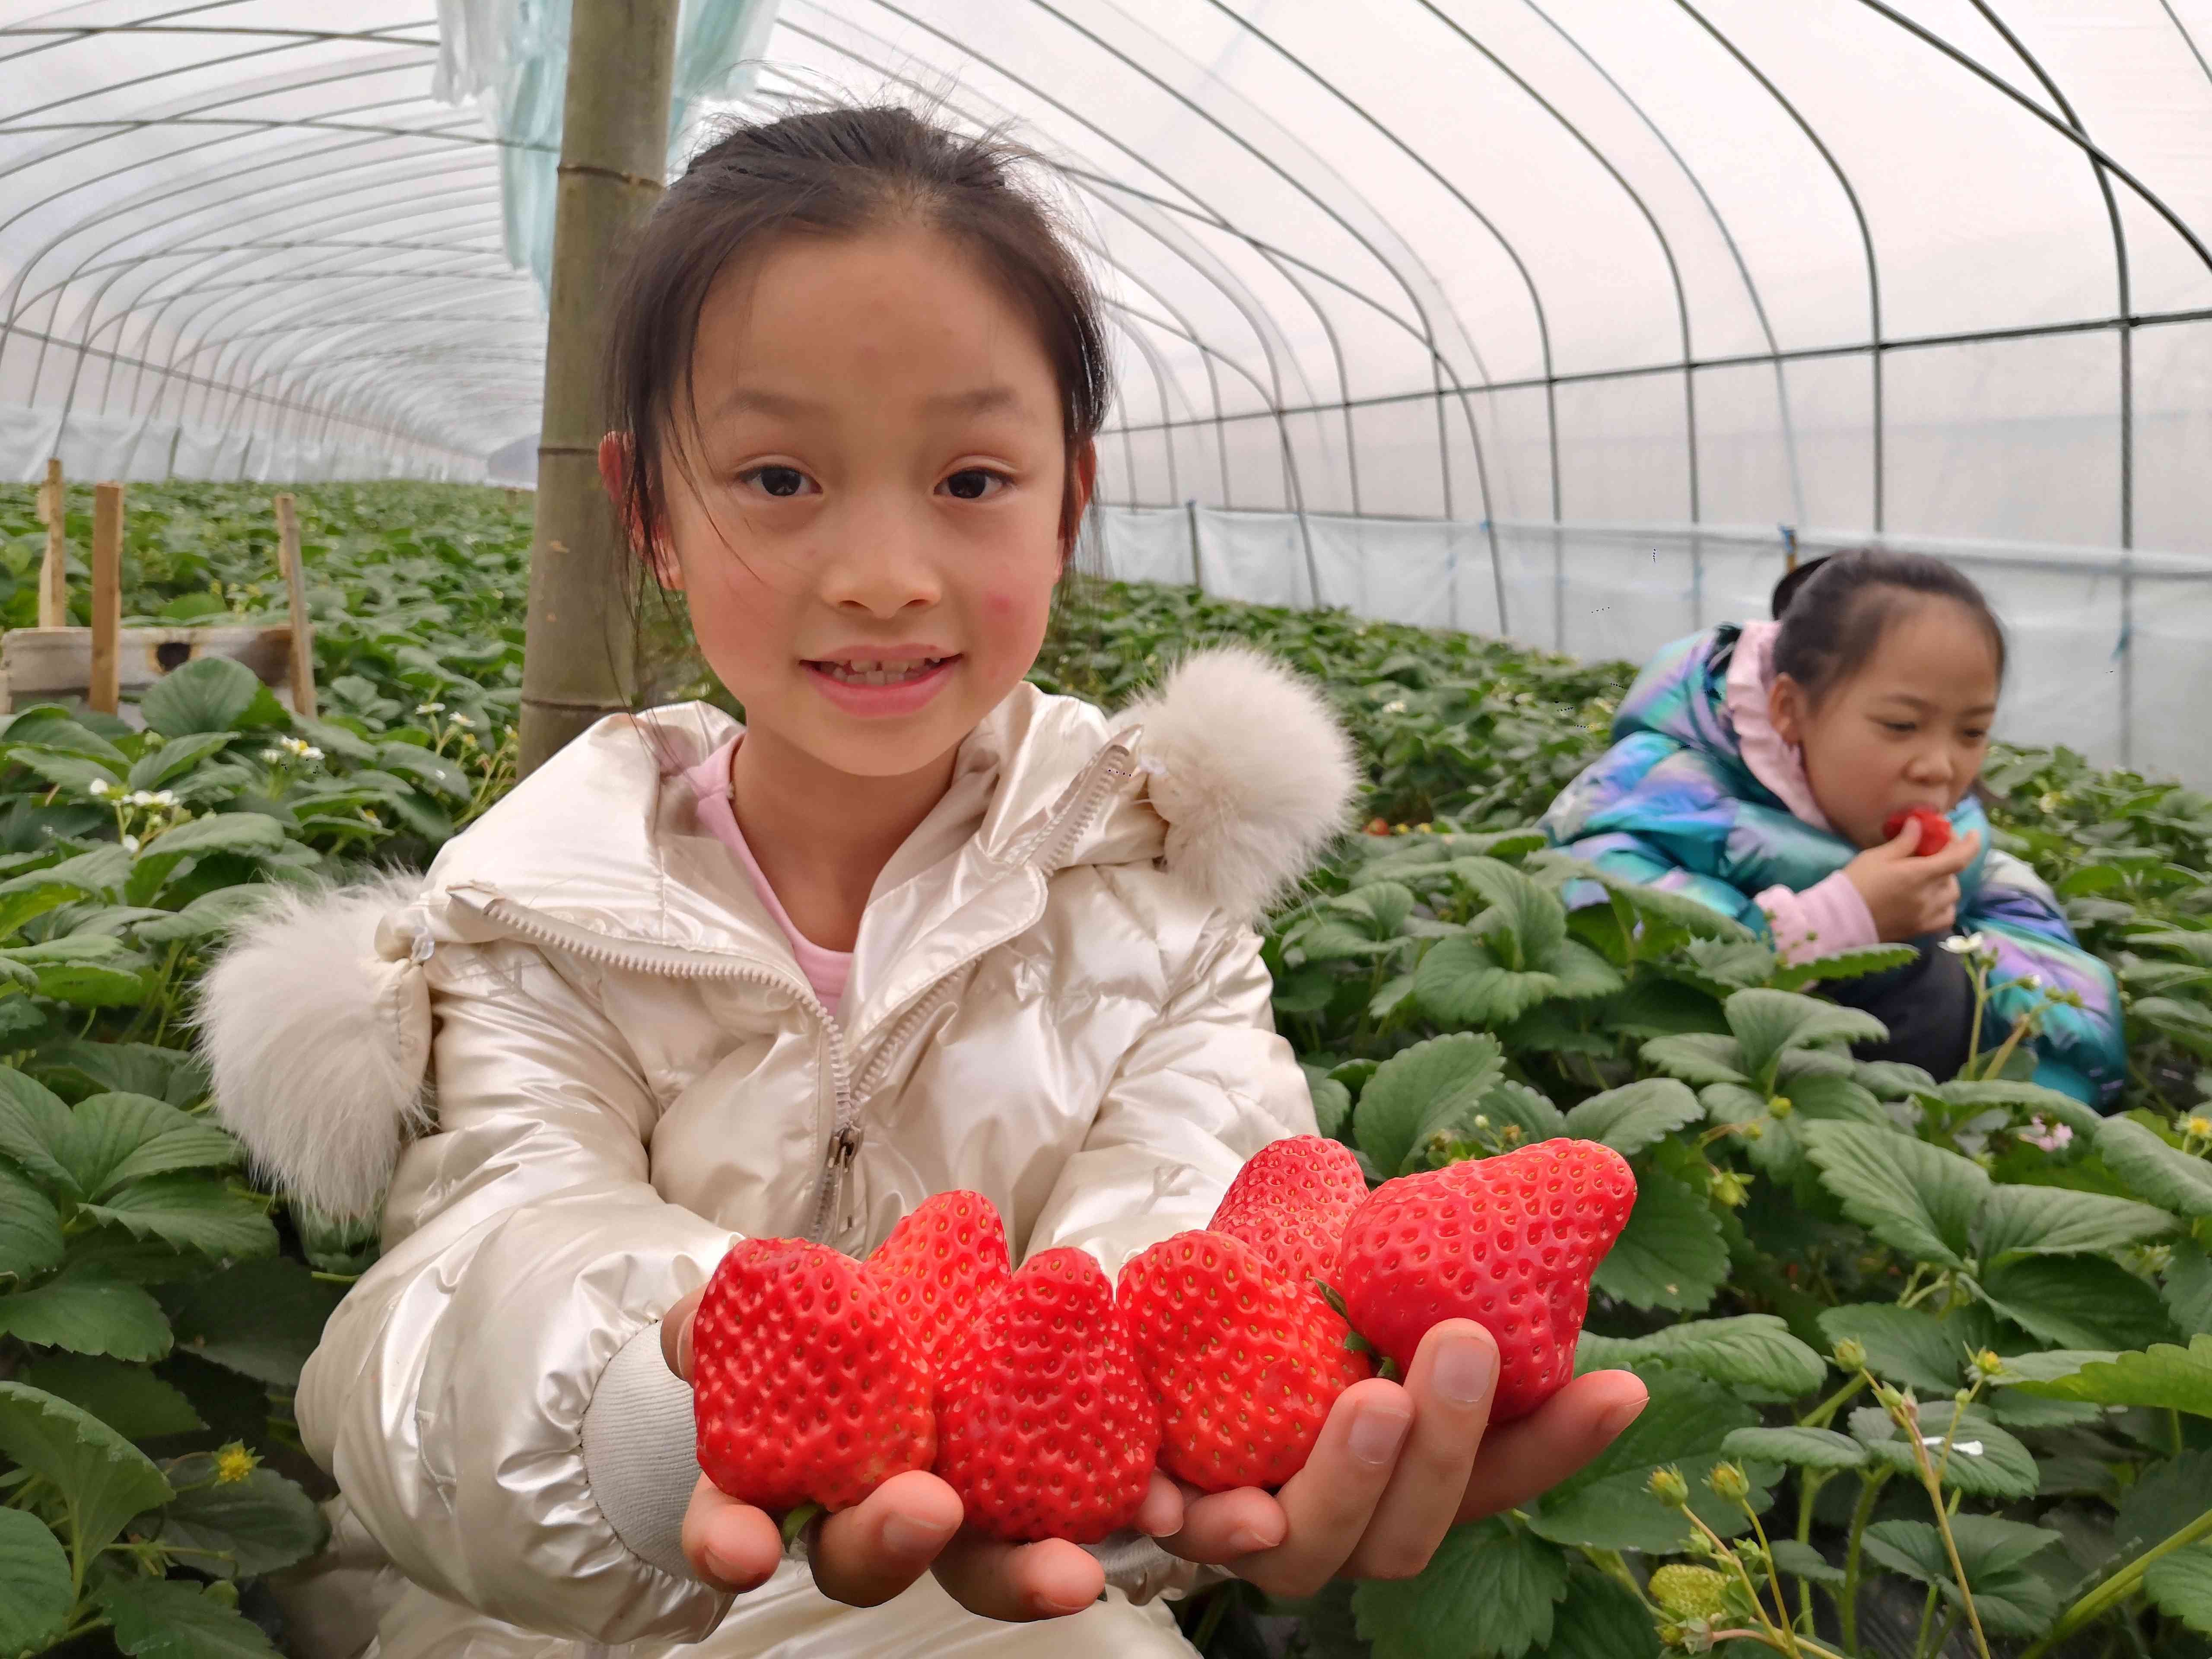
<box><xmin>1724</xmin><ymin>620</ymin><xmax>1834</xmax><ymax>834</ymax></box>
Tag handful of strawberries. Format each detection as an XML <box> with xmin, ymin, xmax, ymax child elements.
<box><xmin>691</xmin><ymin>1136</ymin><xmax>1637</xmax><ymax>1545</ymax></box>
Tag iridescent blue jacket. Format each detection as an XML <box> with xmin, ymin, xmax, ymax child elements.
<box><xmin>1540</xmin><ymin>625</ymin><xmax>2126</xmax><ymax>1108</ymax></box>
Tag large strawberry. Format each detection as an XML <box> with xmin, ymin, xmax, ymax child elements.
<box><xmin>864</xmin><ymin>1190</ymin><xmax>1011</xmax><ymax>1374</ymax></box>
<box><xmin>693</xmin><ymin>1238</ymin><xmax>935</xmax><ymax>1518</ymax></box>
<box><xmin>933</xmin><ymin>1247</ymin><xmax>1158</xmax><ymax>1543</ymax></box>
<box><xmin>1119</xmin><ymin>1230</ymin><xmax>1373</xmax><ymax>1492</ymax></box>
<box><xmin>1334</xmin><ymin>1139</ymin><xmax>1636</xmax><ymax>1422</ymax></box>
<box><xmin>1209</xmin><ymin>1135</ymin><xmax>1368</xmax><ymax>1293</ymax></box>
<box><xmin>1882</xmin><ymin>806</ymin><xmax>1953</xmax><ymax>855</ymax></box>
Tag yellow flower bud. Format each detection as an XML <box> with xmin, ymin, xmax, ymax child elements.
<box><xmin>1707</xmin><ymin>1461</ymin><xmax>1752</xmax><ymax>1504</ymax></box>
<box><xmin>1648</xmin><ymin>1465</ymin><xmax>1691</xmax><ymax>1508</ymax></box>
<box><xmin>214</xmin><ymin>1443</ymin><xmax>261</xmax><ymax>1485</ymax></box>
<box><xmin>1833</xmin><ymin>1338</ymin><xmax>1868</xmax><ymax>1372</ymax></box>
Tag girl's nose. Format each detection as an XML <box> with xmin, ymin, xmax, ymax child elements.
<box><xmin>817</xmin><ymin>505</ymin><xmax>942</xmax><ymax>617</ymax></box>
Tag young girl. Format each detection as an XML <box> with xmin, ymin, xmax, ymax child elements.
<box><xmin>1542</xmin><ymin>549</ymin><xmax>2124</xmax><ymax>1106</ymax></box>
<box><xmin>198</xmin><ymin>107</ymin><xmax>1646</xmax><ymax>1658</ymax></box>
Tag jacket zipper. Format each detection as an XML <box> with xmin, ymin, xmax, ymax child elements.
<box><xmin>444</xmin><ymin>731</ymin><xmax>1139</xmax><ymax>1246</ymax></box>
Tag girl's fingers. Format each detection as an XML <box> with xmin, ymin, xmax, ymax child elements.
<box><xmin>680</xmin><ymin>1475</ymin><xmax>782</xmax><ymax>1594</ymax></box>
<box><xmin>1135</xmin><ymin>1468</ymin><xmax>1185</xmax><ymax>1539</ymax></box>
<box><xmin>1217</xmin><ymin>1377</ymin><xmax>1413</xmax><ymax>1598</ymax></box>
<box><xmin>810</xmin><ymin>1470</ymin><xmax>963</xmax><ymax>1608</ymax></box>
<box><xmin>931</xmin><ymin>1533</ymin><xmax>1106</xmax><ymax>1622</ymax></box>
<box><xmin>1158</xmin><ymin>1485</ymin><xmax>1290</xmax><ymax>1566</ymax></box>
<box><xmin>1344</xmin><ymin>1321</ymin><xmax>1497</xmax><ymax>1580</ymax></box>
<box><xmin>1454</xmin><ymin>1370</ymin><xmax>1650</xmax><ymax>1524</ymax></box>
<box><xmin>661</xmin><ymin>1287</ymin><xmax>706</xmax><ymax>1379</ymax></box>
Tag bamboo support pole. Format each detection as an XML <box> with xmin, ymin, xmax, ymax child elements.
<box><xmin>517</xmin><ymin>0</ymin><xmax>681</xmax><ymax>775</ymax></box>
<box><xmin>37</xmin><ymin>458</ymin><xmax>66</xmax><ymax>628</ymax></box>
<box><xmin>274</xmin><ymin>493</ymin><xmax>316</xmax><ymax>718</ymax></box>
<box><xmin>89</xmin><ymin>483</ymin><xmax>122</xmax><ymax>714</ymax></box>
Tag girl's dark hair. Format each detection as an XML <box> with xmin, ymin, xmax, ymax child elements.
<box><xmin>1770</xmin><ymin>548</ymin><xmax>2007</xmax><ymax>707</ymax></box>
<box><xmin>603</xmin><ymin>103</ymin><xmax>1112</xmax><ymax>563</ymax></box>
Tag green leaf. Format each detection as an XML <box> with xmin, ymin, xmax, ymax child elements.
<box><xmin>0</xmin><ymin>1267</ymin><xmax>172</xmax><ymax>1359</ymax></box>
<box><xmin>1802</xmin><ymin>1121</ymin><xmax>1988</xmax><ymax>1269</ymax></box>
<box><xmin>2144</xmin><ymin>1545</ymin><xmax>2212</xmax><ymax>1637</ymax></box>
<box><xmin>33</xmin><ymin>1039</ymin><xmax>207</xmax><ymax>1108</ymax></box>
<box><xmin>11</xmin><ymin>748</ymin><xmax>123</xmax><ymax>794</ymax></box>
<box><xmin>1589</xmin><ymin>1164</ymin><xmax>1726</xmax><ymax>1313</ymax></box>
<box><xmin>378</xmin><ymin>740</ymin><xmax>470</xmax><ymax>801</ymax></box>
<box><xmin>96</xmin><ymin>1574</ymin><xmax>284</xmax><ymax>1657</ymax></box>
<box><xmin>0</xmin><ymin>1507</ymin><xmax>72</xmax><ymax>1654</ymax></box>
<box><xmin>1858</xmin><ymin>1404</ymin><xmax>2039</xmax><ymax>1499</ymax></box>
<box><xmin>18</xmin><ymin>1353</ymin><xmax>204</xmax><ymax>1440</ymax></box>
<box><xmin>1974</xmin><ymin>1182</ymin><xmax>2175</xmax><ymax>1264</ymax></box>
<box><xmin>1767</xmin><ymin>1539</ymin><xmax>1847</xmax><ymax>1586</ymax></box>
<box><xmin>1639</xmin><ymin>1031</ymin><xmax>1750</xmax><ymax>1087</ymax></box>
<box><xmin>0</xmin><ymin>1158</ymin><xmax>64</xmax><ymax>1282</ymax></box>
<box><xmin>0</xmin><ymin>844</ymin><xmax>130</xmax><ymax>900</ymax></box>
<box><xmin>1541</xmin><ymin>940</ymin><xmax>1624</xmax><ymax>1001</ymax></box>
<box><xmin>1978</xmin><ymin>1255</ymin><xmax>2180</xmax><ymax>1352</ymax></box>
<box><xmin>142</xmin><ymin>1461</ymin><xmax>329</xmax><ymax>1580</ymax></box>
<box><xmin>1817</xmin><ymin>1304</ymin><xmax>1969</xmax><ymax>1395</ymax></box>
<box><xmin>1475</xmin><ymin>1080</ymin><xmax>1568</xmax><ymax>1147</ymax></box>
<box><xmin>2</xmin><ymin>1037</ymin><xmax>107</xmax><ymax>1137</ymax></box>
<box><xmin>1528</xmin><ymin>1564</ymin><xmax>1659</xmax><ymax>1658</ymax></box>
<box><xmin>140</xmin><ymin>657</ymin><xmax>263</xmax><ymax>737</ymax></box>
<box><xmin>1351</xmin><ymin>1519</ymin><xmax>1568</xmax><ymax>1659</ymax></box>
<box><xmin>1720</xmin><ymin>1425</ymin><xmax>1866</xmax><ymax>1470</ymax></box>
<box><xmin>1726</xmin><ymin>988</ymin><xmax>1887</xmax><ymax>1085</ymax></box>
<box><xmin>0</xmin><ymin>880</ymin><xmax>76</xmax><ymax>940</ymax></box>
<box><xmin>2167</xmin><ymin>1237</ymin><xmax>2212</xmax><ymax>1335</ymax></box>
<box><xmin>2114</xmin><ymin>1449</ymin><xmax>2212</xmax><ymax>1565</ymax></box>
<box><xmin>1772</xmin><ymin>943</ymin><xmax>1920</xmax><ymax>990</ymax></box>
<box><xmin>1354</xmin><ymin>1034</ymin><xmax>1506</xmax><ymax>1178</ymax></box>
<box><xmin>1303</xmin><ymin>1064</ymin><xmax>1352</xmax><ymax>1139</ymax></box>
<box><xmin>1859</xmin><ymin>1515</ymin><xmax>2062</xmax><ymax>1636</ymax></box>
<box><xmin>64</xmin><ymin>1093</ymin><xmax>239</xmax><ymax>1199</ymax></box>
<box><xmin>2006</xmin><ymin>1333</ymin><xmax>2212</xmax><ymax>1417</ymax></box>
<box><xmin>1455</xmin><ymin>859</ymin><xmax>1569</xmax><ymax>969</ymax></box>
<box><xmin>127</xmin><ymin>733</ymin><xmax>237</xmax><ymax>791</ymax></box>
<box><xmin>1526</xmin><ymin>1370</ymin><xmax>1763</xmax><ymax>1551</ymax></box>
<box><xmin>140</xmin><ymin>812</ymin><xmax>286</xmax><ymax>861</ymax></box>
<box><xmin>1562</xmin><ymin>1079</ymin><xmax>1703</xmax><ymax>1158</ymax></box>
<box><xmin>131</xmin><ymin>885</ymin><xmax>275</xmax><ymax>946</ymax></box>
<box><xmin>1414</xmin><ymin>936</ymin><xmax>1562</xmax><ymax>1027</ymax></box>
<box><xmin>1576</xmin><ymin>1315</ymin><xmax>1827</xmax><ymax>1397</ymax></box>
<box><xmin>80</xmin><ymin>1175</ymin><xmax>279</xmax><ymax>1262</ymax></box>
<box><xmin>0</xmin><ymin>1381</ymin><xmax>172</xmax><ymax>1559</ymax></box>
<box><xmin>158</xmin><ymin>1256</ymin><xmax>346</xmax><ymax>1387</ymax></box>
<box><xmin>2095</xmin><ymin>1116</ymin><xmax>2212</xmax><ymax>1217</ymax></box>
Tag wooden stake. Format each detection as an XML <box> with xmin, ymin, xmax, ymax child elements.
<box><xmin>89</xmin><ymin>482</ymin><xmax>122</xmax><ymax>714</ymax></box>
<box><xmin>273</xmin><ymin>492</ymin><xmax>316</xmax><ymax>718</ymax></box>
<box><xmin>37</xmin><ymin>458</ymin><xmax>66</xmax><ymax>628</ymax></box>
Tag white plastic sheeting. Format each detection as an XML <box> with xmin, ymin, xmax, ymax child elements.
<box><xmin>1092</xmin><ymin>505</ymin><xmax>2212</xmax><ymax>786</ymax></box>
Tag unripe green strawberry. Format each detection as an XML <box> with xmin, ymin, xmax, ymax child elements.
<box><xmin>1334</xmin><ymin>1138</ymin><xmax>1636</xmax><ymax>1421</ymax></box>
<box><xmin>933</xmin><ymin>1247</ymin><xmax>1158</xmax><ymax>1543</ymax></box>
<box><xmin>693</xmin><ymin>1238</ymin><xmax>934</xmax><ymax>1514</ymax></box>
<box><xmin>864</xmin><ymin>1190</ymin><xmax>1011</xmax><ymax>1374</ymax></box>
<box><xmin>1209</xmin><ymin>1135</ymin><xmax>1369</xmax><ymax>1294</ymax></box>
<box><xmin>1119</xmin><ymin>1230</ymin><xmax>1372</xmax><ymax>1492</ymax></box>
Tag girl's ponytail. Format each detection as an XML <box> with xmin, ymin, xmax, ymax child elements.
<box><xmin>1770</xmin><ymin>547</ymin><xmax>2007</xmax><ymax>708</ymax></box>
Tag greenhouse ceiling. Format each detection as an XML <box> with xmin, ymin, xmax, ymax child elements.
<box><xmin>1</xmin><ymin>3</ymin><xmax>2209</xmax><ymax>591</ymax></box>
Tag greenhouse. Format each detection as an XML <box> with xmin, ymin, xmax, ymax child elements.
<box><xmin>3</xmin><ymin>3</ymin><xmax>2212</xmax><ymax>1659</ymax></box>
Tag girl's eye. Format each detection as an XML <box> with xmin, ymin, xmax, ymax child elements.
<box><xmin>740</xmin><ymin>465</ymin><xmax>814</xmax><ymax>499</ymax></box>
<box><xmin>1880</xmin><ymin>721</ymin><xmax>1915</xmax><ymax>735</ymax></box>
<box><xmin>941</xmin><ymin>469</ymin><xmax>1007</xmax><ymax>501</ymax></box>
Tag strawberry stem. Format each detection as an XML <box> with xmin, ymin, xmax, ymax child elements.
<box><xmin>779</xmin><ymin>1503</ymin><xmax>823</xmax><ymax>1549</ymax></box>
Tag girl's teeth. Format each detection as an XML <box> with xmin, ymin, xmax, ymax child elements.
<box><xmin>821</xmin><ymin>658</ymin><xmax>944</xmax><ymax>686</ymax></box>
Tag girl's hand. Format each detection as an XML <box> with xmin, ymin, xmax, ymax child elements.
<box><xmin>1844</xmin><ymin>823</ymin><xmax>1982</xmax><ymax>942</ymax></box>
<box><xmin>1151</xmin><ymin>1320</ymin><xmax>1648</xmax><ymax>1596</ymax></box>
<box><xmin>663</xmin><ymin>1285</ymin><xmax>1185</xmax><ymax>1619</ymax></box>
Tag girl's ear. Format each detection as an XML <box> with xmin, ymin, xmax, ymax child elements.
<box><xmin>1769</xmin><ymin>672</ymin><xmax>1806</xmax><ymax>749</ymax></box>
<box><xmin>1058</xmin><ymin>440</ymin><xmax>1098</xmax><ymax>563</ymax></box>
<box><xmin>598</xmin><ymin>431</ymin><xmax>683</xmax><ymax>590</ymax></box>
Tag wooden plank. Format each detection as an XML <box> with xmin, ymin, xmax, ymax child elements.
<box><xmin>37</xmin><ymin>458</ymin><xmax>65</xmax><ymax>629</ymax></box>
<box><xmin>273</xmin><ymin>492</ymin><xmax>316</xmax><ymax>718</ymax></box>
<box><xmin>89</xmin><ymin>482</ymin><xmax>122</xmax><ymax>713</ymax></box>
<box><xmin>2</xmin><ymin>626</ymin><xmax>292</xmax><ymax>701</ymax></box>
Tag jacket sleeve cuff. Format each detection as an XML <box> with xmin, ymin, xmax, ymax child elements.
<box><xmin>581</xmin><ymin>1320</ymin><xmax>701</xmax><ymax>1585</ymax></box>
<box><xmin>1081</xmin><ymin>1531</ymin><xmax>1230</xmax><ymax>1605</ymax></box>
<box><xmin>1758</xmin><ymin>874</ymin><xmax>1878</xmax><ymax>965</ymax></box>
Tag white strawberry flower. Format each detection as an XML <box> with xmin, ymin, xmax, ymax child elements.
<box><xmin>121</xmin><ymin>834</ymin><xmax>140</xmax><ymax>854</ymax></box>
<box><xmin>87</xmin><ymin>779</ymin><xmax>111</xmax><ymax>798</ymax></box>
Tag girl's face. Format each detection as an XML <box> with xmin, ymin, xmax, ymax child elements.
<box><xmin>1769</xmin><ymin>597</ymin><xmax>2001</xmax><ymax>850</ymax></box>
<box><xmin>643</xmin><ymin>226</ymin><xmax>1089</xmax><ymax>779</ymax></box>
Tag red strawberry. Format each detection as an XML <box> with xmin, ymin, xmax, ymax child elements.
<box><xmin>1334</xmin><ymin>1139</ymin><xmax>1636</xmax><ymax>1422</ymax></box>
<box><xmin>1882</xmin><ymin>806</ymin><xmax>1952</xmax><ymax>855</ymax></box>
<box><xmin>693</xmin><ymin>1238</ymin><xmax>934</xmax><ymax>1514</ymax></box>
<box><xmin>1210</xmin><ymin>1135</ymin><xmax>1369</xmax><ymax>1293</ymax></box>
<box><xmin>932</xmin><ymin>1247</ymin><xmax>1159</xmax><ymax>1543</ymax></box>
<box><xmin>1119</xmin><ymin>1230</ymin><xmax>1373</xmax><ymax>1492</ymax></box>
<box><xmin>864</xmin><ymin>1190</ymin><xmax>1011</xmax><ymax>1373</ymax></box>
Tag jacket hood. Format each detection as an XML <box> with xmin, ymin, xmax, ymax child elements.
<box><xmin>196</xmin><ymin>645</ymin><xmax>1360</xmax><ymax>1220</ymax></box>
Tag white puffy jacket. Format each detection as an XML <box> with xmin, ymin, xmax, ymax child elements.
<box><xmin>198</xmin><ymin>647</ymin><xmax>1360</xmax><ymax>1658</ymax></box>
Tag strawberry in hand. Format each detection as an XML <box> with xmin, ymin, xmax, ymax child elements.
<box><xmin>864</xmin><ymin>1189</ymin><xmax>1011</xmax><ymax>1373</ymax></box>
<box><xmin>1208</xmin><ymin>1134</ymin><xmax>1368</xmax><ymax>1294</ymax></box>
<box><xmin>1881</xmin><ymin>805</ymin><xmax>1953</xmax><ymax>855</ymax></box>
<box><xmin>1333</xmin><ymin>1138</ymin><xmax>1636</xmax><ymax>1422</ymax></box>
<box><xmin>933</xmin><ymin>1247</ymin><xmax>1160</xmax><ymax>1544</ymax></box>
<box><xmin>691</xmin><ymin>1238</ymin><xmax>936</xmax><ymax>1535</ymax></box>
